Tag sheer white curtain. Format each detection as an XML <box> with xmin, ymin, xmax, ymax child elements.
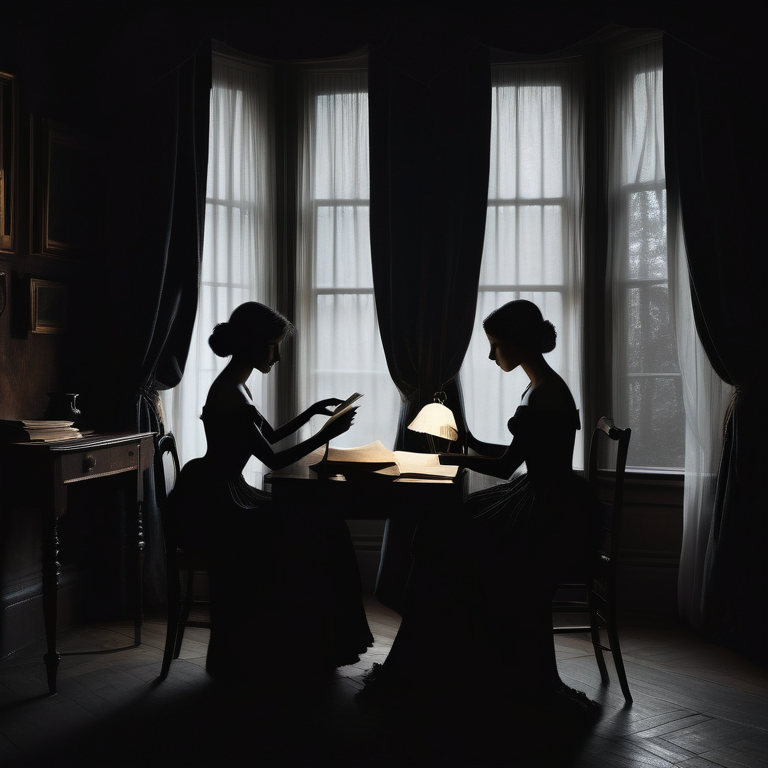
<box><xmin>462</xmin><ymin>61</ymin><xmax>584</xmax><ymax>467</ymax></box>
<box><xmin>607</xmin><ymin>38</ymin><xmax>731</xmax><ymax>623</ymax></box>
<box><xmin>162</xmin><ymin>53</ymin><xmax>277</xmax><ymax>488</ymax></box>
<box><xmin>295</xmin><ymin>69</ymin><xmax>399</xmax><ymax>448</ymax></box>
<box><xmin>670</xmin><ymin>206</ymin><xmax>732</xmax><ymax>626</ymax></box>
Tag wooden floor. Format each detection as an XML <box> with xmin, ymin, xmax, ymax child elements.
<box><xmin>1</xmin><ymin>597</ymin><xmax>767</xmax><ymax>768</ymax></box>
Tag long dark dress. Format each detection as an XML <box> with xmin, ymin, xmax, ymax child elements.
<box><xmin>167</xmin><ymin>399</ymin><xmax>373</xmax><ymax>678</ymax></box>
<box><xmin>363</xmin><ymin>405</ymin><xmax>601</xmax><ymax>704</ymax></box>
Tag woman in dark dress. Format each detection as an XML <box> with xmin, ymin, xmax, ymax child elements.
<box><xmin>360</xmin><ymin>300</ymin><xmax>601</xmax><ymax>715</ymax></box>
<box><xmin>168</xmin><ymin>302</ymin><xmax>373</xmax><ymax>680</ymax></box>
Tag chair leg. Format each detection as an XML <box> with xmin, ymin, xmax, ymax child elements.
<box><xmin>588</xmin><ymin>587</ymin><xmax>610</xmax><ymax>685</ymax></box>
<box><xmin>605</xmin><ymin>592</ymin><xmax>633</xmax><ymax>703</ymax></box>
<box><xmin>160</xmin><ymin>615</ymin><xmax>179</xmax><ymax>680</ymax></box>
<box><xmin>174</xmin><ymin>568</ymin><xmax>194</xmax><ymax>659</ymax></box>
<box><xmin>160</xmin><ymin>564</ymin><xmax>182</xmax><ymax>680</ymax></box>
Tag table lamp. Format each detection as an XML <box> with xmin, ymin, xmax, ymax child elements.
<box><xmin>407</xmin><ymin>391</ymin><xmax>458</xmax><ymax>452</ymax></box>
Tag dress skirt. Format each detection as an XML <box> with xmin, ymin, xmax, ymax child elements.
<box><xmin>167</xmin><ymin>457</ymin><xmax>373</xmax><ymax>678</ymax></box>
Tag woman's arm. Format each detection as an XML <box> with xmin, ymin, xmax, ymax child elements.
<box><xmin>465</xmin><ymin>430</ymin><xmax>508</xmax><ymax>458</ymax></box>
<box><xmin>250</xmin><ymin>408</ymin><xmax>355</xmax><ymax>471</ymax></box>
<box><xmin>439</xmin><ymin>438</ymin><xmax>525</xmax><ymax>479</ymax></box>
<box><xmin>259</xmin><ymin>398</ymin><xmax>342</xmax><ymax>444</ymax></box>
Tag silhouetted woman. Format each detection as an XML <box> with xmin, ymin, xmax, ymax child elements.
<box><xmin>168</xmin><ymin>302</ymin><xmax>373</xmax><ymax>680</ymax></box>
<box><xmin>360</xmin><ymin>300</ymin><xmax>601</xmax><ymax>717</ymax></box>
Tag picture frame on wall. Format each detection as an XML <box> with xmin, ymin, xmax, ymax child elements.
<box><xmin>30</xmin><ymin>278</ymin><xmax>67</xmax><ymax>333</ymax></box>
<box><xmin>1</xmin><ymin>71</ymin><xmax>16</xmax><ymax>254</ymax></box>
<box><xmin>31</xmin><ymin>117</ymin><xmax>95</xmax><ymax>257</ymax></box>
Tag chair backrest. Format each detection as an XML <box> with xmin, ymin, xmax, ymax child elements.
<box><xmin>585</xmin><ymin>417</ymin><xmax>631</xmax><ymax>563</ymax></box>
<box><xmin>154</xmin><ymin>432</ymin><xmax>181</xmax><ymax>507</ymax></box>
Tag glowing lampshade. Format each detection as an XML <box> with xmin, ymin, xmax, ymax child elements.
<box><xmin>407</xmin><ymin>400</ymin><xmax>458</xmax><ymax>442</ymax></box>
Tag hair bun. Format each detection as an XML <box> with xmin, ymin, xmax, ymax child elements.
<box><xmin>208</xmin><ymin>322</ymin><xmax>235</xmax><ymax>357</ymax></box>
<box><xmin>539</xmin><ymin>320</ymin><xmax>557</xmax><ymax>353</ymax></box>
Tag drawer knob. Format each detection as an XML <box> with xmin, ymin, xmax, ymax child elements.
<box><xmin>83</xmin><ymin>455</ymin><xmax>96</xmax><ymax>472</ymax></box>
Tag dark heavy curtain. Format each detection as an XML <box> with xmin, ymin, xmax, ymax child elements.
<box><xmin>664</xmin><ymin>35</ymin><xmax>767</xmax><ymax>661</ymax></box>
<box><xmin>132</xmin><ymin>42</ymin><xmax>212</xmax><ymax>432</ymax></box>
<box><xmin>369</xmin><ymin>32</ymin><xmax>491</xmax><ymax>609</ymax></box>
<box><xmin>103</xmin><ymin>39</ymin><xmax>211</xmax><ymax>605</ymax></box>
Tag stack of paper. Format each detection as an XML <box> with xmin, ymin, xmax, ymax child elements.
<box><xmin>0</xmin><ymin>419</ymin><xmax>82</xmax><ymax>443</ymax></box>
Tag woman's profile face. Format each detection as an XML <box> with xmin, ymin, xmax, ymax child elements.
<box><xmin>253</xmin><ymin>339</ymin><xmax>281</xmax><ymax>374</ymax></box>
<box><xmin>487</xmin><ymin>334</ymin><xmax>522</xmax><ymax>373</ymax></box>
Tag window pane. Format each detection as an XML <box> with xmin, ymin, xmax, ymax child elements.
<box><xmin>624</xmin><ymin>283</ymin><xmax>679</xmax><ymax>375</ymax></box>
<box><xmin>491</xmin><ymin>84</ymin><xmax>564</xmax><ymax>199</ymax></box>
<box><xmin>480</xmin><ymin>207</ymin><xmax>517</xmax><ymax>284</ymax></box>
<box><xmin>627</xmin><ymin>188</ymin><xmax>667</xmax><ymax>280</ymax></box>
<box><xmin>627</xmin><ymin>375</ymin><xmax>685</xmax><ymax>469</ymax></box>
<box><xmin>314</xmin><ymin>293</ymin><xmax>396</xmax><ymax>448</ymax></box>
<box><xmin>203</xmin><ymin>203</ymin><xmax>258</xmax><ymax>286</ymax></box>
<box><xmin>628</xmin><ymin>71</ymin><xmax>665</xmax><ymax>185</ymax></box>
<box><xmin>315</xmin><ymin>205</ymin><xmax>372</xmax><ymax>289</ymax></box>
<box><xmin>314</xmin><ymin>92</ymin><xmax>370</xmax><ymax>200</ymax></box>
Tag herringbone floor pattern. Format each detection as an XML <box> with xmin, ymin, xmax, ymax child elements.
<box><xmin>1</xmin><ymin>596</ymin><xmax>766</xmax><ymax>767</ymax></box>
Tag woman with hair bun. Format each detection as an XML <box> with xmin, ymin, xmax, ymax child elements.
<box><xmin>169</xmin><ymin>302</ymin><xmax>373</xmax><ymax>681</ymax></box>
<box><xmin>360</xmin><ymin>300</ymin><xmax>601</xmax><ymax>723</ymax></box>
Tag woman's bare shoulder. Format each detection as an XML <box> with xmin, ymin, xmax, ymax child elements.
<box><xmin>205</xmin><ymin>380</ymin><xmax>252</xmax><ymax>414</ymax></box>
<box><xmin>526</xmin><ymin>374</ymin><xmax>576</xmax><ymax>410</ymax></box>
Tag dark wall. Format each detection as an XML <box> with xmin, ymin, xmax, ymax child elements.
<box><xmin>0</xmin><ymin>5</ymin><xmax>101</xmax><ymax>422</ymax></box>
<box><xmin>1</xmin><ymin>3</ymin><xmax>212</xmax><ymax>427</ymax></box>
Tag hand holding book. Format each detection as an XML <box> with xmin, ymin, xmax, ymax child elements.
<box><xmin>318</xmin><ymin>392</ymin><xmax>363</xmax><ymax>438</ymax></box>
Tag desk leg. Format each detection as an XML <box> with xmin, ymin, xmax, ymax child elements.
<box><xmin>134</xmin><ymin>499</ymin><xmax>144</xmax><ymax>646</ymax></box>
<box><xmin>42</xmin><ymin>518</ymin><xmax>60</xmax><ymax>695</ymax></box>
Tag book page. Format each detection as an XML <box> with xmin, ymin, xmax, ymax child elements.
<box><xmin>393</xmin><ymin>450</ymin><xmax>440</xmax><ymax>466</ymax></box>
<box><xmin>326</xmin><ymin>440</ymin><xmax>396</xmax><ymax>464</ymax></box>
<box><xmin>319</xmin><ymin>392</ymin><xmax>363</xmax><ymax>431</ymax></box>
<box><xmin>393</xmin><ymin>451</ymin><xmax>459</xmax><ymax>478</ymax></box>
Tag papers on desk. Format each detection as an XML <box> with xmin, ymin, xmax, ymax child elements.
<box><xmin>0</xmin><ymin>419</ymin><xmax>83</xmax><ymax>443</ymax></box>
<box><xmin>394</xmin><ymin>450</ymin><xmax>460</xmax><ymax>479</ymax></box>
<box><xmin>312</xmin><ymin>440</ymin><xmax>459</xmax><ymax>480</ymax></box>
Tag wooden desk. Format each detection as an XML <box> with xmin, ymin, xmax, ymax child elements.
<box><xmin>4</xmin><ymin>432</ymin><xmax>154</xmax><ymax>694</ymax></box>
<box><xmin>265</xmin><ymin>448</ymin><xmax>463</xmax><ymax>518</ymax></box>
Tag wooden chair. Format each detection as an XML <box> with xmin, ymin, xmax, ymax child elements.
<box><xmin>154</xmin><ymin>432</ymin><xmax>211</xmax><ymax>680</ymax></box>
<box><xmin>552</xmin><ymin>416</ymin><xmax>633</xmax><ymax>703</ymax></box>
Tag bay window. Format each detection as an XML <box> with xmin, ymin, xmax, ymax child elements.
<box><xmin>167</xmin><ymin>34</ymin><xmax>689</xmax><ymax>489</ymax></box>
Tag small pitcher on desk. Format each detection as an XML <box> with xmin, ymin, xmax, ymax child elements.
<box><xmin>44</xmin><ymin>392</ymin><xmax>81</xmax><ymax>426</ymax></box>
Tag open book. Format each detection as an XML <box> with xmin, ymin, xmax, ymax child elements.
<box><xmin>312</xmin><ymin>440</ymin><xmax>459</xmax><ymax>480</ymax></box>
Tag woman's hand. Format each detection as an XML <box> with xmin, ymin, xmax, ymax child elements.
<box><xmin>310</xmin><ymin>397</ymin><xmax>344</xmax><ymax>418</ymax></box>
<box><xmin>321</xmin><ymin>408</ymin><xmax>356</xmax><ymax>440</ymax></box>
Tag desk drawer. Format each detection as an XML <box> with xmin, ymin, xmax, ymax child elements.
<box><xmin>60</xmin><ymin>443</ymin><xmax>141</xmax><ymax>483</ymax></box>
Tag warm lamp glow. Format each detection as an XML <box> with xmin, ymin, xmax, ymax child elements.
<box><xmin>408</xmin><ymin>401</ymin><xmax>458</xmax><ymax>442</ymax></box>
